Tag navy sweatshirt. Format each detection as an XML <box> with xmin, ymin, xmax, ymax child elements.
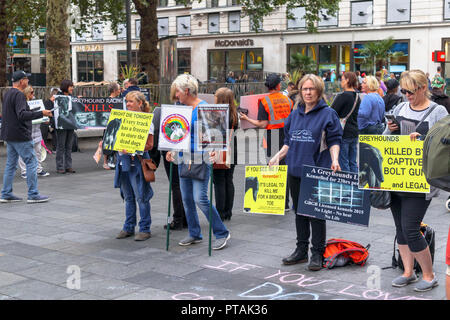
<box><xmin>283</xmin><ymin>99</ymin><xmax>343</xmax><ymax>178</ymax></box>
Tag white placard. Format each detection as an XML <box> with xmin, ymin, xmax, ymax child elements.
<box><xmin>158</xmin><ymin>104</ymin><xmax>192</xmax><ymax>151</ymax></box>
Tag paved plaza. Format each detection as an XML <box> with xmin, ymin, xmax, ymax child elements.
<box><xmin>0</xmin><ymin>140</ymin><xmax>448</xmax><ymax>300</ymax></box>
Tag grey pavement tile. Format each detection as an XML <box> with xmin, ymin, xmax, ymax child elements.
<box><xmin>0</xmin><ymin>254</ymin><xmax>45</xmax><ymax>273</ymax></box>
<box><xmin>74</xmin><ymin>274</ymin><xmax>144</xmax><ymax>299</ymax></box>
<box><xmin>0</xmin><ymin>271</ymin><xmax>27</xmax><ymax>288</ymax></box>
<box><xmin>0</xmin><ymin>242</ymin><xmax>54</xmax><ymax>259</ymax></box>
<box><xmin>86</xmin><ymin>248</ymin><xmax>149</xmax><ymax>265</ymax></box>
<box><xmin>62</xmin><ymin>292</ymin><xmax>107</xmax><ymax>300</ymax></box>
<box><xmin>0</xmin><ymin>280</ymin><xmax>78</xmax><ymax>300</ymax></box>
<box><xmin>5</xmin><ymin>234</ymin><xmax>61</xmax><ymax>246</ymax></box>
<box><xmin>15</xmin><ymin>263</ymin><xmax>93</xmax><ymax>286</ymax></box>
<box><xmin>52</xmin><ymin>231</ymin><xmax>109</xmax><ymax>244</ymax></box>
<box><xmin>33</xmin><ymin>251</ymin><xmax>104</xmax><ymax>267</ymax></box>
<box><xmin>116</xmin><ymin>287</ymin><xmax>176</xmax><ymax>300</ymax></box>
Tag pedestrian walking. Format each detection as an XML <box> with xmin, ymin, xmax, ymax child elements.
<box><xmin>0</xmin><ymin>71</ymin><xmax>53</xmax><ymax>203</ymax></box>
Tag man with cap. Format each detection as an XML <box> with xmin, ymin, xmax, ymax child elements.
<box><xmin>239</xmin><ymin>73</ymin><xmax>293</xmax><ymax>210</ymax></box>
<box><xmin>430</xmin><ymin>76</ymin><xmax>450</xmax><ymax>113</ymax></box>
<box><xmin>0</xmin><ymin>71</ymin><xmax>53</xmax><ymax>203</ymax></box>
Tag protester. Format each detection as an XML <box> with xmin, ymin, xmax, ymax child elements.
<box><xmin>283</xmin><ymin>82</ymin><xmax>295</xmax><ymax>96</ymax></box>
<box><xmin>212</xmin><ymin>87</ymin><xmax>238</xmax><ymax>221</ymax></box>
<box><xmin>0</xmin><ymin>70</ymin><xmax>53</xmax><ymax>203</ymax></box>
<box><xmin>268</xmin><ymin>74</ymin><xmax>342</xmax><ymax>271</ymax></box>
<box><xmin>239</xmin><ymin>73</ymin><xmax>293</xmax><ymax>211</ymax></box>
<box><xmin>121</xmin><ymin>78</ymin><xmax>140</xmax><ymax>98</ymax></box>
<box><xmin>430</xmin><ymin>76</ymin><xmax>450</xmax><ymax>113</ymax></box>
<box><xmin>166</xmin><ymin>74</ymin><xmax>231</xmax><ymax>250</ymax></box>
<box><xmin>331</xmin><ymin>71</ymin><xmax>360</xmax><ymax>173</ymax></box>
<box><xmin>18</xmin><ymin>85</ymin><xmax>50</xmax><ymax>178</ymax></box>
<box><xmin>114</xmin><ymin>91</ymin><xmax>154</xmax><ymax>241</ymax></box>
<box><xmin>384</xmin><ymin>69</ymin><xmax>448</xmax><ymax>292</ymax></box>
<box><xmin>226</xmin><ymin>71</ymin><xmax>236</xmax><ymax>83</ymax></box>
<box><xmin>383</xmin><ymin>78</ymin><xmax>403</xmax><ymax>112</ymax></box>
<box><xmin>55</xmin><ymin>79</ymin><xmax>76</xmax><ymax>174</ymax></box>
<box><xmin>42</xmin><ymin>87</ymin><xmax>59</xmax><ymax>151</ymax></box>
<box><xmin>358</xmin><ymin>75</ymin><xmax>385</xmax><ymax>134</ymax></box>
<box><xmin>150</xmin><ymin>83</ymin><xmax>187</xmax><ymax>231</ymax></box>
<box><xmin>376</xmin><ymin>71</ymin><xmax>387</xmax><ymax>96</ymax></box>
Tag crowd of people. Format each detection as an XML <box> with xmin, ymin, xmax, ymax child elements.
<box><xmin>0</xmin><ymin>67</ymin><xmax>449</xmax><ymax>297</ymax></box>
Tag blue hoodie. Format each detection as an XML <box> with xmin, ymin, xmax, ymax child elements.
<box><xmin>284</xmin><ymin>99</ymin><xmax>342</xmax><ymax>178</ymax></box>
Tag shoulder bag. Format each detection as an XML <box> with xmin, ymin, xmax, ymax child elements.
<box><xmin>340</xmin><ymin>92</ymin><xmax>360</xmax><ymax>129</ymax></box>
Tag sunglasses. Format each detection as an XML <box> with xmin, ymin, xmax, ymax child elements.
<box><xmin>400</xmin><ymin>87</ymin><xmax>420</xmax><ymax>95</ymax></box>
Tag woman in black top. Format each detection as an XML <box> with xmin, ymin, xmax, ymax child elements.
<box><xmin>331</xmin><ymin>71</ymin><xmax>360</xmax><ymax>173</ymax></box>
<box><xmin>212</xmin><ymin>87</ymin><xmax>238</xmax><ymax>221</ymax></box>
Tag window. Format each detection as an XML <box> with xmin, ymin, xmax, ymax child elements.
<box><xmin>158</xmin><ymin>0</ymin><xmax>168</xmax><ymax>6</ymax></box>
<box><xmin>318</xmin><ymin>9</ymin><xmax>338</xmax><ymax>27</ymax></box>
<box><xmin>250</xmin><ymin>17</ymin><xmax>263</xmax><ymax>32</ymax></box>
<box><xmin>208</xmin><ymin>49</ymin><xmax>264</xmax><ymax>82</ymax></box>
<box><xmin>386</xmin><ymin>0</ymin><xmax>410</xmax><ymax>23</ymax></box>
<box><xmin>228</xmin><ymin>11</ymin><xmax>240</xmax><ymax>32</ymax></box>
<box><xmin>177</xmin><ymin>16</ymin><xmax>191</xmax><ymax>35</ymax></box>
<box><xmin>117</xmin><ymin>50</ymin><xmax>140</xmax><ymax>76</ymax></box>
<box><xmin>208</xmin><ymin>13</ymin><xmax>220</xmax><ymax>33</ymax></box>
<box><xmin>77</xmin><ymin>52</ymin><xmax>104</xmax><ymax>82</ymax></box>
<box><xmin>158</xmin><ymin>18</ymin><xmax>169</xmax><ymax>37</ymax></box>
<box><xmin>445</xmin><ymin>0</ymin><xmax>450</xmax><ymax>20</ymax></box>
<box><xmin>206</xmin><ymin>0</ymin><xmax>219</xmax><ymax>8</ymax></box>
<box><xmin>117</xmin><ymin>24</ymin><xmax>127</xmax><ymax>40</ymax></box>
<box><xmin>92</xmin><ymin>24</ymin><xmax>103</xmax><ymax>41</ymax></box>
<box><xmin>287</xmin><ymin>7</ymin><xmax>306</xmax><ymax>29</ymax></box>
<box><xmin>178</xmin><ymin>48</ymin><xmax>191</xmax><ymax>74</ymax></box>
<box><xmin>351</xmin><ymin>1</ymin><xmax>373</xmax><ymax>25</ymax></box>
<box><xmin>135</xmin><ymin>20</ymin><xmax>141</xmax><ymax>39</ymax></box>
<box><xmin>227</xmin><ymin>0</ymin><xmax>239</xmax><ymax>6</ymax></box>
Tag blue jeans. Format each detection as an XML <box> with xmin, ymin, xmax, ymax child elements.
<box><xmin>179</xmin><ymin>165</ymin><xmax>229</xmax><ymax>240</ymax></box>
<box><xmin>119</xmin><ymin>166</ymin><xmax>153</xmax><ymax>233</ymax></box>
<box><xmin>1</xmin><ymin>141</ymin><xmax>39</xmax><ymax>199</ymax></box>
<box><xmin>339</xmin><ymin>137</ymin><xmax>358</xmax><ymax>173</ymax></box>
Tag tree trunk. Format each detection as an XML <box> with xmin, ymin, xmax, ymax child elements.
<box><xmin>0</xmin><ymin>0</ymin><xmax>11</xmax><ymax>87</ymax></box>
<box><xmin>133</xmin><ymin>0</ymin><xmax>159</xmax><ymax>83</ymax></box>
<box><xmin>46</xmin><ymin>0</ymin><xmax>71</xmax><ymax>87</ymax></box>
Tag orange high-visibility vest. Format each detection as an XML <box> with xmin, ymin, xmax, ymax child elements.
<box><xmin>259</xmin><ymin>92</ymin><xmax>293</xmax><ymax>130</ymax></box>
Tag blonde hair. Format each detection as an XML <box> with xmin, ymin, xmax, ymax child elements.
<box><xmin>170</xmin><ymin>82</ymin><xmax>178</xmax><ymax>102</ymax></box>
<box><xmin>125</xmin><ymin>91</ymin><xmax>150</xmax><ymax>113</ymax></box>
<box><xmin>364</xmin><ymin>76</ymin><xmax>380</xmax><ymax>92</ymax></box>
<box><xmin>400</xmin><ymin>69</ymin><xmax>431</xmax><ymax>98</ymax></box>
<box><xmin>215</xmin><ymin>87</ymin><xmax>238</xmax><ymax>128</ymax></box>
<box><xmin>171</xmin><ymin>74</ymin><xmax>198</xmax><ymax>97</ymax></box>
<box><xmin>296</xmin><ymin>74</ymin><xmax>325</xmax><ymax>105</ymax></box>
<box><xmin>22</xmin><ymin>86</ymin><xmax>34</xmax><ymax>101</ymax></box>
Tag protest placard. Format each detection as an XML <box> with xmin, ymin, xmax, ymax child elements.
<box><xmin>196</xmin><ymin>104</ymin><xmax>229</xmax><ymax>151</ymax></box>
<box><xmin>28</xmin><ymin>100</ymin><xmax>49</xmax><ymax>125</ymax></box>
<box><xmin>239</xmin><ymin>93</ymin><xmax>268</xmax><ymax>129</ymax></box>
<box><xmin>158</xmin><ymin>104</ymin><xmax>192</xmax><ymax>151</ymax></box>
<box><xmin>358</xmin><ymin>135</ymin><xmax>430</xmax><ymax>193</ymax></box>
<box><xmin>243</xmin><ymin>165</ymin><xmax>287</xmax><ymax>215</ymax></box>
<box><xmin>71</xmin><ymin>97</ymin><xmax>124</xmax><ymax>129</ymax></box>
<box><xmin>54</xmin><ymin>95</ymin><xmax>78</xmax><ymax>130</ymax></box>
<box><xmin>104</xmin><ymin>109</ymin><xmax>153</xmax><ymax>154</ymax></box>
<box><xmin>298</xmin><ymin>165</ymin><xmax>371</xmax><ymax>227</ymax></box>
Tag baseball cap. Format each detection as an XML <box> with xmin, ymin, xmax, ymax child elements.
<box><xmin>12</xmin><ymin>70</ymin><xmax>31</xmax><ymax>82</ymax></box>
<box><xmin>386</xmin><ymin>78</ymin><xmax>399</xmax><ymax>91</ymax></box>
<box><xmin>431</xmin><ymin>76</ymin><xmax>445</xmax><ymax>89</ymax></box>
<box><xmin>265</xmin><ymin>73</ymin><xmax>281</xmax><ymax>89</ymax></box>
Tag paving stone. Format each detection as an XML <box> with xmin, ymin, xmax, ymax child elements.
<box><xmin>0</xmin><ymin>271</ymin><xmax>27</xmax><ymax>288</ymax></box>
<box><xmin>0</xmin><ymin>280</ymin><xmax>77</xmax><ymax>300</ymax></box>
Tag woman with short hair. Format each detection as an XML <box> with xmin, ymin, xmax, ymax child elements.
<box><xmin>269</xmin><ymin>74</ymin><xmax>342</xmax><ymax>271</ymax></box>
<box><xmin>358</xmin><ymin>75</ymin><xmax>385</xmax><ymax>134</ymax></box>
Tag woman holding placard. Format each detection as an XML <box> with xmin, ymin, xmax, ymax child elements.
<box><xmin>384</xmin><ymin>69</ymin><xmax>448</xmax><ymax>292</ymax></box>
<box><xmin>269</xmin><ymin>74</ymin><xmax>342</xmax><ymax>271</ymax></box>
<box><xmin>114</xmin><ymin>91</ymin><xmax>154</xmax><ymax>242</ymax></box>
<box><xmin>166</xmin><ymin>74</ymin><xmax>231</xmax><ymax>250</ymax></box>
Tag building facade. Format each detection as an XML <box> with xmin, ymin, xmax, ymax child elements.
<box><xmin>69</xmin><ymin>0</ymin><xmax>450</xmax><ymax>84</ymax></box>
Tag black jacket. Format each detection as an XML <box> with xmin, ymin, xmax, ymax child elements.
<box><xmin>0</xmin><ymin>88</ymin><xmax>43</xmax><ymax>142</ymax></box>
<box><xmin>431</xmin><ymin>89</ymin><xmax>450</xmax><ymax>114</ymax></box>
<box><xmin>383</xmin><ymin>94</ymin><xmax>403</xmax><ymax>112</ymax></box>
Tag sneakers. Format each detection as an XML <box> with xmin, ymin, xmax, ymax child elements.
<box><xmin>21</xmin><ymin>173</ymin><xmax>27</xmax><ymax>179</ymax></box>
<box><xmin>213</xmin><ymin>233</ymin><xmax>231</xmax><ymax>250</ymax></box>
<box><xmin>37</xmin><ymin>171</ymin><xmax>50</xmax><ymax>177</ymax></box>
<box><xmin>178</xmin><ymin>236</ymin><xmax>202</xmax><ymax>246</ymax></box>
<box><xmin>27</xmin><ymin>195</ymin><xmax>50</xmax><ymax>203</ymax></box>
<box><xmin>134</xmin><ymin>232</ymin><xmax>151</xmax><ymax>241</ymax></box>
<box><xmin>414</xmin><ymin>276</ymin><xmax>439</xmax><ymax>292</ymax></box>
<box><xmin>0</xmin><ymin>195</ymin><xmax>23</xmax><ymax>203</ymax></box>
<box><xmin>116</xmin><ymin>230</ymin><xmax>134</xmax><ymax>239</ymax></box>
<box><xmin>391</xmin><ymin>274</ymin><xmax>418</xmax><ymax>287</ymax></box>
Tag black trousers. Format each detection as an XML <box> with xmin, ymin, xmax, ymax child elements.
<box><xmin>55</xmin><ymin>129</ymin><xmax>74</xmax><ymax>171</ymax></box>
<box><xmin>213</xmin><ymin>165</ymin><xmax>235</xmax><ymax>219</ymax></box>
<box><xmin>162</xmin><ymin>151</ymin><xmax>186</xmax><ymax>225</ymax></box>
<box><xmin>390</xmin><ymin>193</ymin><xmax>431</xmax><ymax>253</ymax></box>
<box><xmin>288</xmin><ymin>174</ymin><xmax>326</xmax><ymax>255</ymax></box>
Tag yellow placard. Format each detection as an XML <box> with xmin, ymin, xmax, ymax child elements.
<box><xmin>358</xmin><ymin>135</ymin><xmax>429</xmax><ymax>193</ymax></box>
<box><xmin>104</xmin><ymin>109</ymin><xmax>153</xmax><ymax>154</ymax></box>
<box><xmin>244</xmin><ymin>165</ymin><xmax>288</xmax><ymax>215</ymax></box>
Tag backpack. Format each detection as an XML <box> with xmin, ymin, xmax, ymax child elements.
<box><xmin>387</xmin><ymin>223</ymin><xmax>435</xmax><ymax>274</ymax></box>
<box><xmin>323</xmin><ymin>239</ymin><xmax>370</xmax><ymax>269</ymax></box>
<box><xmin>422</xmin><ymin>115</ymin><xmax>450</xmax><ymax>191</ymax></box>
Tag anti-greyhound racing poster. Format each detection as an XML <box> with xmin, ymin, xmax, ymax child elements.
<box><xmin>158</xmin><ymin>104</ymin><xmax>192</xmax><ymax>152</ymax></box>
<box><xmin>243</xmin><ymin>165</ymin><xmax>287</xmax><ymax>215</ymax></box>
<box><xmin>358</xmin><ymin>135</ymin><xmax>430</xmax><ymax>193</ymax></box>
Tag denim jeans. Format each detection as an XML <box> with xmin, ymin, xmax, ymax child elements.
<box><xmin>179</xmin><ymin>165</ymin><xmax>229</xmax><ymax>240</ymax></box>
<box><xmin>1</xmin><ymin>141</ymin><xmax>39</xmax><ymax>199</ymax></box>
<box><xmin>119</xmin><ymin>166</ymin><xmax>153</xmax><ymax>233</ymax></box>
<box><xmin>339</xmin><ymin>137</ymin><xmax>358</xmax><ymax>173</ymax></box>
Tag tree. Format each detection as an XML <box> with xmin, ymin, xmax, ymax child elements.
<box><xmin>289</xmin><ymin>52</ymin><xmax>316</xmax><ymax>76</ymax></box>
<box><xmin>0</xmin><ymin>0</ymin><xmax>46</xmax><ymax>86</ymax></box>
<box><xmin>358</xmin><ymin>37</ymin><xmax>403</xmax><ymax>75</ymax></box>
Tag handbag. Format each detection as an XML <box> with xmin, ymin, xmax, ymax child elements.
<box><xmin>340</xmin><ymin>93</ymin><xmax>360</xmax><ymax>129</ymax></box>
<box><xmin>370</xmin><ymin>190</ymin><xmax>391</xmax><ymax>210</ymax></box>
<box><xmin>179</xmin><ymin>160</ymin><xmax>209</xmax><ymax>180</ymax></box>
<box><xmin>137</xmin><ymin>155</ymin><xmax>157</xmax><ymax>183</ymax></box>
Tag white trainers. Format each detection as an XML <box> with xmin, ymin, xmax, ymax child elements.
<box><xmin>213</xmin><ymin>233</ymin><xmax>231</xmax><ymax>250</ymax></box>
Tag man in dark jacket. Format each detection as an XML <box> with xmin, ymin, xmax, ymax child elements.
<box><xmin>120</xmin><ymin>78</ymin><xmax>140</xmax><ymax>98</ymax></box>
<box><xmin>0</xmin><ymin>71</ymin><xmax>53</xmax><ymax>203</ymax></box>
<box><xmin>430</xmin><ymin>76</ymin><xmax>450</xmax><ymax>113</ymax></box>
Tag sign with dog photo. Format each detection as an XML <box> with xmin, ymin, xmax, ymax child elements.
<box><xmin>358</xmin><ymin>135</ymin><xmax>430</xmax><ymax>193</ymax></box>
<box><xmin>103</xmin><ymin>109</ymin><xmax>153</xmax><ymax>154</ymax></box>
<box><xmin>158</xmin><ymin>104</ymin><xmax>193</xmax><ymax>151</ymax></box>
<box><xmin>243</xmin><ymin>165</ymin><xmax>287</xmax><ymax>215</ymax></box>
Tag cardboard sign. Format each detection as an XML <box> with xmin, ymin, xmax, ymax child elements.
<box><xmin>54</xmin><ymin>95</ymin><xmax>77</xmax><ymax>130</ymax></box>
<box><xmin>239</xmin><ymin>93</ymin><xmax>268</xmax><ymax>129</ymax></box>
<box><xmin>71</xmin><ymin>97</ymin><xmax>125</xmax><ymax>129</ymax></box>
<box><xmin>158</xmin><ymin>104</ymin><xmax>192</xmax><ymax>151</ymax></box>
<box><xmin>28</xmin><ymin>100</ymin><xmax>49</xmax><ymax>125</ymax></box>
<box><xmin>244</xmin><ymin>165</ymin><xmax>287</xmax><ymax>215</ymax></box>
<box><xmin>358</xmin><ymin>135</ymin><xmax>430</xmax><ymax>193</ymax></box>
<box><xmin>196</xmin><ymin>104</ymin><xmax>229</xmax><ymax>151</ymax></box>
<box><xmin>104</xmin><ymin>109</ymin><xmax>153</xmax><ymax>154</ymax></box>
<box><xmin>298</xmin><ymin>166</ymin><xmax>371</xmax><ymax>227</ymax></box>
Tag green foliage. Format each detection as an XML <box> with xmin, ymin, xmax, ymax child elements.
<box><xmin>120</xmin><ymin>64</ymin><xmax>145</xmax><ymax>82</ymax></box>
<box><xmin>289</xmin><ymin>53</ymin><xmax>316</xmax><ymax>76</ymax></box>
<box><xmin>358</xmin><ymin>37</ymin><xmax>403</xmax><ymax>75</ymax></box>
<box><xmin>1</xmin><ymin>0</ymin><xmax>47</xmax><ymax>36</ymax></box>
